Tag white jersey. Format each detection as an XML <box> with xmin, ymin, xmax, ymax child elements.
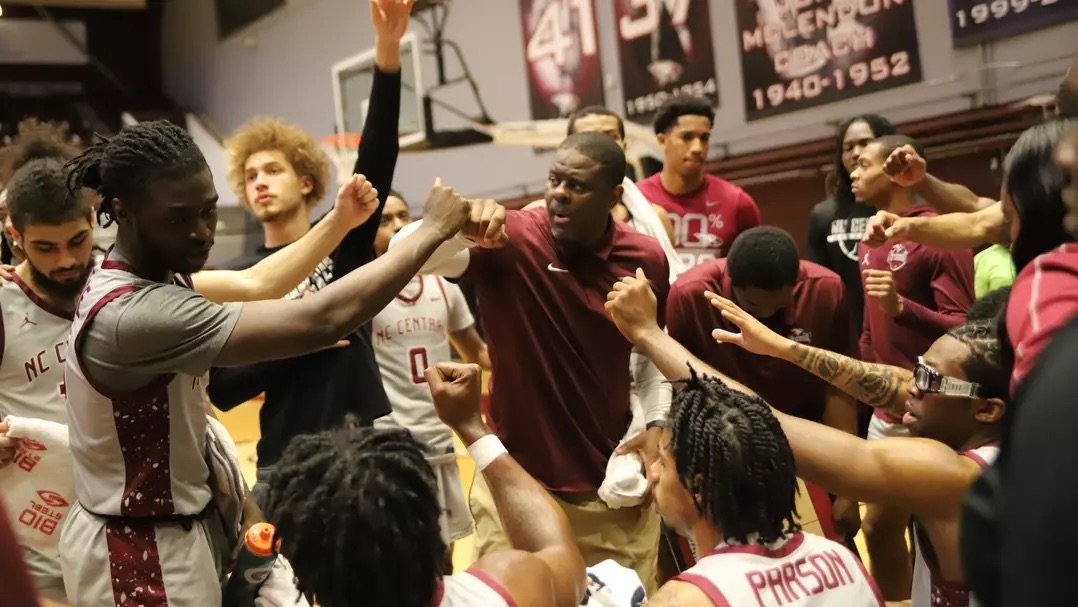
<box><xmin>912</xmin><ymin>443</ymin><xmax>999</xmax><ymax>607</ymax></box>
<box><xmin>373</xmin><ymin>275</ymin><xmax>474</xmax><ymax>450</ymax></box>
<box><xmin>675</xmin><ymin>531</ymin><xmax>884</xmax><ymax>606</ymax></box>
<box><xmin>436</xmin><ymin>571</ymin><xmax>513</xmax><ymax>606</ymax></box>
<box><xmin>66</xmin><ymin>260</ymin><xmax>214</xmax><ymax>517</ymax></box>
<box><xmin>0</xmin><ymin>275</ymin><xmax>72</xmax><ymax>423</ymax></box>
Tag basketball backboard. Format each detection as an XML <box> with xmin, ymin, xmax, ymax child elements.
<box><xmin>331</xmin><ymin>31</ymin><xmax>425</xmax><ymax>150</ymax></box>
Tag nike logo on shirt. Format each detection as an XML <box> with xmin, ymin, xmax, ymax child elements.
<box><xmin>547</xmin><ymin>263</ymin><xmax>569</xmax><ymax>273</ymax></box>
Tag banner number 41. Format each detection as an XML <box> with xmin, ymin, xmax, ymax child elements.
<box><xmin>526</xmin><ymin>0</ymin><xmax>597</xmax><ymax>67</ymax></box>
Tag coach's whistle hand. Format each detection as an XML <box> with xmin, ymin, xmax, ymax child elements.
<box><xmin>605</xmin><ymin>268</ymin><xmax>661</xmax><ymax>345</ymax></box>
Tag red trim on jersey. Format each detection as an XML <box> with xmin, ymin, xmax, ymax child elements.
<box><xmin>706</xmin><ymin>531</ymin><xmax>806</xmax><ymax>559</ymax></box>
<box><xmin>105</xmin><ymin>520</ymin><xmax>169</xmax><ymax>606</ymax></box>
<box><xmin>844</xmin><ymin>545</ymin><xmax>886</xmax><ymax>606</ymax></box>
<box><xmin>396</xmin><ymin>276</ymin><xmax>426</xmax><ymax>304</ymax></box>
<box><xmin>73</xmin><ymin>286</ymin><xmax>173</xmax><ymax>400</ymax></box>
<box><xmin>101</xmin><ymin>259</ymin><xmax>135</xmax><ymax>273</ymax></box>
<box><xmin>434</xmin><ymin>276</ymin><xmax>452</xmax><ymax>322</ymax></box>
<box><xmin>959</xmin><ymin>442</ymin><xmax>999</xmax><ymax>470</ymax></box>
<box><xmin>431</xmin><ymin>577</ymin><xmax>445</xmax><ymax>606</ymax></box>
<box><xmin>672</xmin><ymin>573</ymin><xmax>732</xmax><ymax>606</ymax></box>
<box><xmin>9</xmin><ymin>272</ymin><xmax>74</xmax><ymax>320</ymax></box>
<box><xmin>465</xmin><ymin>568</ymin><xmax>519</xmax><ymax>607</ymax></box>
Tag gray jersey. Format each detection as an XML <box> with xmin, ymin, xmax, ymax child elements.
<box><xmin>0</xmin><ymin>275</ymin><xmax>72</xmax><ymax>423</ymax></box>
<box><xmin>66</xmin><ymin>252</ymin><xmax>242</xmax><ymax>517</ymax></box>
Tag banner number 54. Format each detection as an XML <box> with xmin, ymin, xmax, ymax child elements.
<box><xmin>618</xmin><ymin>0</ymin><xmax>690</xmax><ymax>40</ymax></box>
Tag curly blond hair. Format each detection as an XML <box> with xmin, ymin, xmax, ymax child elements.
<box><xmin>226</xmin><ymin>118</ymin><xmax>330</xmax><ymax>207</ymax></box>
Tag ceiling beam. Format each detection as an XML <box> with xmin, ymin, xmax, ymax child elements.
<box><xmin>2</xmin><ymin>0</ymin><xmax>146</xmax><ymax>10</ymax></box>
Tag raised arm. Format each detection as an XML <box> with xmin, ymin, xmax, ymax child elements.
<box><xmin>329</xmin><ymin>0</ymin><xmax>410</xmax><ymax>277</ymax></box>
<box><xmin>883</xmin><ymin>144</ymin><xmax>997</xmax><ymax>214</ymax></box>
<box><xmin>214</xmin><ymin>183</ymin><xmax>469</xmax><ymax>367</ymax></box>
<box><xmin>707</xmin><ymin>293</ymin><xmax>910</xmax><ymax>416</ymax></box>
<box><xmin>607</xmin><ymin>280</ymin><xmax>978</xmax><ymax>518</ymax></box>
<box><xmin>604</xmin><ymin>269</ymin><xmax>754</xmax><ymax>394</ymax></box>
<box><xmin>192</xmin><ymin>175</ymin><xmax>377</xmax><ymax>303</ymax></box>
<box><xmin>863</xmin><ymin>204</ymin><xmax>1005</xmax><ymax>250</ymax></box>
<box><xmin>426</xmin><ymin>363</ymin><xmax>585</xmax><ymax>607</ymax></box>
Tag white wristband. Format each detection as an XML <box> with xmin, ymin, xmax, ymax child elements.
<box><xmin>467</xmin><ymin>434</ymin><xmax>508</xmax><ymax>472</ymax></box>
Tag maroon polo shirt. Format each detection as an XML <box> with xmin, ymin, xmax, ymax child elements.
<box><xmin>856</xmin><ymin>205</ymin><xmax>974</xmax><ymax>421</ymax></box>
<box><xmin>462</xmin><ymin>208</ymin><xmax>670</xmax><ymax>492</ymax></box>
<box><xmin>666</xmin><ymin>259</ymin><xmax>854</xmax><ymax>422</ymax></box>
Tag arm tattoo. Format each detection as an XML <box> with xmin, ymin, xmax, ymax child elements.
<box><xmin>792</xmin><ymin>343</ymin><xmax>911</xmax><ymax>412</ymax></box>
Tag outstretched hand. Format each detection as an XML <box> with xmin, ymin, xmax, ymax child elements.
<box><xmin>370</xmin><ymin>0</ymin><xmax>415</xmax><ymax>47</ymax></box>
<box><xmin>862</xmin><ymin>210</ymin><xmax>909</xmax><ymax>248</ymax></box>
<box><xmin>605</xmin><ymin>268</ymin><xmax>661</xmax><ymax>344</ymax></box>
<box><xmin>332</xmin><ymin>173</ymin><xmax>380</xmax><ymax>230</ymax></box>
<box><xmin>706</xmin><ymin>292</ymin><xmax>790</xmax><ymax>359</ymax></box>
<box><xmin>462</xmin><ymin>199</ymin><xmax>509</xmax><ymax>249</ymax></box>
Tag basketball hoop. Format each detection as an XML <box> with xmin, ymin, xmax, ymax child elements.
<box><xmin>321</xmin><ymin>132</ymin><xmax>361</xmax><ymax>185</ymax></box>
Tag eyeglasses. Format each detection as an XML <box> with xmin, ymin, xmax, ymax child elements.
<box><xmin>913</xmin><ymin>357</ymin><xmax>981</xmax><ymax>398</ymax></box>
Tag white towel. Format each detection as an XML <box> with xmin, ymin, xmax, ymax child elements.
<box><xmin>581</xmin><ymin>559</ymin><xmax>647</xmax><ymax>606</ymax></box>
<box><xmin>621</xmin><ymin>178</ymin><xmax>687</xmax><ymax>282</ymax></box>
<box><xmin>598</xmin><ymin>395</ymin><xmax>648</xmax><ymax>510</ymax></box>
<box><xmin>205</xmin><ymin>416</ymin><xmax>245</xmax><ymax>554</ymax></box>
<box><xmin>0</xmin><ymin>415</ymin><xmax>73</xmax><ymax>557</ymax></box>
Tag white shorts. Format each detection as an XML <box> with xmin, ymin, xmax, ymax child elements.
<box><xmin>428</xmin><ymin>449</ymin><xmax>474</xmax><ymax>544</ymax></box>
<box><xmin>24</xmin><ymin>546</ymin><xmax>68</xmax><ymax>604</ymax></box>
<box><xmin>59</xmin><ymin>503</ymin><xmax>223</xmax><ymax>607</ymax></box>
<box><xmin>867</xmin><ymin>414</ymin><xmax>910</xmax><ymax>440</ymax></box>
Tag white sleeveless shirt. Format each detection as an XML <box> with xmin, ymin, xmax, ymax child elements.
<box><xmin>0</xmin><ymin>275</ymin><xmax>73</xmax><ymax>423</ymax></box>
<box><xmin>911</xmin><ymin>443</ymin><xmax>1000</xmax><ymax>607</ymax></box>
<box><xmin>675</xmin><ymin>531</ymin><xmax>884</xmax><ymax>606</ymax></box>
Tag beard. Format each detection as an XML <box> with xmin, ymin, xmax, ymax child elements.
<box><xmin>30</xmin><ymin>263</ymin><xmax>90</xmax><ymax>301</ymax></box>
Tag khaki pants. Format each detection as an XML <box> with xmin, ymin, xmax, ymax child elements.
<box><xmin>469</xmin><ymin>472</ymin><xmax>661</xmax><ymax>595</ymax></box>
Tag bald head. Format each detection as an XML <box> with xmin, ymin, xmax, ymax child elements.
<box><xmin>559</xmin><ymin>132</ymin><xmax>626</xmax><ymax>189</ymax></box>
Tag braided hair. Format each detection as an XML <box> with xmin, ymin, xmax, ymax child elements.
<box><xmin>64</xmin><ymin>120</ymin><xmax>206</xmax><ymax>227</ymax></box>
<box><xmin>668</xmin><ymin>369</ymin><xmax>800</xmax><ymax>545</ymax></box>
<box><xmin>947</xmin><ymin>320</ymin><xmax>1010</xmax><ymax>403</ymax></box>
<box><xmin>262</xmin><ymin>418</ymin><xmax>446</xmax><ymax>607</ymax></box>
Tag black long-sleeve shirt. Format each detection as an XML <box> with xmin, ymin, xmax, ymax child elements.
<box><xmin>208</xmin><ymin>67</ymin><xmax>401</xmax><ymax>468</ymax></box>
<box><xmin>805</xmin><ymin>198</ymin><xmax>876</xmax><ymax>327</ymax></box>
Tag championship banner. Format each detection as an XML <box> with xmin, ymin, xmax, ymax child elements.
<box><xmin>736</xmin><ymin>0</ymin><xmax>923</xmax><ymax>121</ymax></box>
<box><xmin>519</xmin><ymin>0</ymin><xmax>606</xmax><ymax>120</ymax></box>
<box><xmin>948</xmin><ymin>0</ymin><xmax>1078</xmax><ymax>48</ymax></box>
<box><xmin>614</xmin><ymin>0</ymin><xmax>720</xmax><ymax>125</ymax></box>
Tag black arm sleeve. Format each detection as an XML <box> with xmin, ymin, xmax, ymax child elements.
<box><xmin>805</xmin><ymin>200</ymin><xmax>833</xmax><ymax>267</ymax></box>
<box><xmin>328</xmin><ymin>67</ymin><xmax>403</xmax><ymax>280</ymax></box>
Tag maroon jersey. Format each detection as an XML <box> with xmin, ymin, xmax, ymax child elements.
<box><xmin>1005</xmin><ymin>244</ymin><xmax>1078</xmax><ymax>392</ymax></box>
<box><xmin>667</xmin><ymin>259</ymin><xmax>853</xmax><ymax>421</ymax></box>
<box><xmin>857</xmin><ymin>206</ymin><xmax>974</xmax><ymax>421</ymax></box>
<box><xmin>461</xmin><ymin>208</ymin><xmax>670</xmax><ymax>492</ymax></box>
<box><xmin>636</xmin><ymin>173</ymin><xmax>760</xmax><ymax>266</ymax></box>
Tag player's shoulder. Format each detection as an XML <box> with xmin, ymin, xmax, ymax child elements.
<box><xmin>467</xmin><ymin>549</ymin><xmax>555</xmax><ymax>607</ymax></box>
<box><xmin>673</xmin><ymin>258</ymin><xmax>727</xmax><ymax>289</ymax></box>
<box><xmin>798</xmin><ymin>259</ymin><xmax>843</xmax><ymax>286</ymax></box>
<box><xmin>647</xmin><ymin>579</ymin><xmax>714</xmax><ymax>607</ymax></box>
<box><xmin>705</xmin><ymin>174</ymin><xmax>751</xmax><ymax>200</ymax></box>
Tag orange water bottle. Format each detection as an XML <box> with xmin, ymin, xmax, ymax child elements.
<box><xmin>222</xmin><ymin>522</ymin><xmax>278</xmax><ymax>606</ymax></box>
